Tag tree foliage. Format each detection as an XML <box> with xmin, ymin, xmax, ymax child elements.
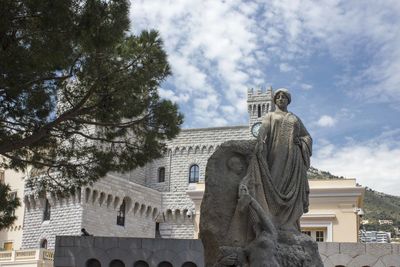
<box><xmin>0</xmin><ymin>183</ymin><xmax>21</xmax><ymax>230</ymax></box>
<box><xmin>0</xmin><ymin>0</ymin><xmax>183</xmax><ymax>193</ymax></box>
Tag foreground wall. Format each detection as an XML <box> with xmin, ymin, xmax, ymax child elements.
<box><xmin>54</xmin><ymin>236</ymin><xmax>400</xmax><ymax>267</ymax></box>
<box><xmin>318</xmin><ymin>242</ymin><xmax>400</xmax><ymax>267</ymax></box>
<box><xmin>54</xmin><ymin>236</ymin><xmax>204</xmax><ymax>267</ymax></box>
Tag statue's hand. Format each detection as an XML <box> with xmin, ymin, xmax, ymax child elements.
<box><xmin>219</xmin><ymin>254</ymin><xmax>237</xmax><ymax>266</ymax></box>
<box><xmin>238</xmin><ymin>184</ymin><xmax>249</xmax><ymax>198</ymax></box>
<box><xmin>238</xmin><ymin>184</ymin><xmax>251</xmax><ymax>211</ymax></box>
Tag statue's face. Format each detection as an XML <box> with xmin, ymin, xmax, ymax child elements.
<box><xmin>275</xmin><ymin>92</ymin><xmax>289</xmax><ymax>109</ymax></box>
<box><xmin>227</xmin><ymin>156</ymin><xmax>245</xmax><ymax>176</ymax></box>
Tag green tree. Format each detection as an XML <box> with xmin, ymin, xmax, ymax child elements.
<box><xmin>0</xmin><ymin>0</ymin><xmax>183</xmax><ymax>193</ymax></box>
<box><xmin>0</xmin><ymin>183</ymin><xmax>21</xmax><ymax>230</ymax></box>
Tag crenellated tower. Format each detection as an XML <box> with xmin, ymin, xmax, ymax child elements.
<box><xmin>247</xmin><ymin>86</ymin><xmax>274</xmax><ymax>136</ymax></box>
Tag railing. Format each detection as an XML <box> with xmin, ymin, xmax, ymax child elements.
<box><xmin>0</xmin><ymin>251</ymin><xmax>12</xmax><ymax>261</ymax></box>
<box><xmin>0</xmin><ymin>248</ymin><xmax>54</xmax><ymax>262</ymax></box>
<box><xmin>15</xmin><ymin>249</ymin><xmax>36</xmax><ymax>259</ymax></box>
<box><xmin>43</xmin><ymin>249</ymin><xmax>54</xmax><ymax>260</ymax></box>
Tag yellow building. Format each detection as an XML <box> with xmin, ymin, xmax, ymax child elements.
<box><xmin>0</xmin><ymin>168</ymin><xmax>26</xmax><ymax>251</ymax></box>
<box><xmin>187</xmin><ymin>178</ymin><xmax>365</xmax><ymax>242</ymax></box>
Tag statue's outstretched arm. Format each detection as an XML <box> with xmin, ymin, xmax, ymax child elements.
<box><xmin>238</xmin><ymin>184</ymin><xmax>276</xmax><ymax>237</ymax></box>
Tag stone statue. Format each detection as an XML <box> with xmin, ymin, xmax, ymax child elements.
<box><xmin>200</xmin><ymin>88</ymin><xmax>323</xmax><ymax>267</ymax></box>
<box><xmin>256</xmin><ymin>88</ymin><xmax>312</xmax><ymax>231</ymax></box>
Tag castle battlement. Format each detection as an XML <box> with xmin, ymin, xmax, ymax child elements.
<box><xmin>247</xmin><ymin>86</ymin><xmax>275</xmax><ymax>126</ymax></box>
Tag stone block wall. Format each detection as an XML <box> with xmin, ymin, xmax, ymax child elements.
<box><xmin>318</xmin><ymin>242</ymin><xmax>400</xmax><ymax>267</ymax></box>
<box><xmin>148</xmin><ymin>126</ymin><xmax>252</xmax><ymax>239</ymax></box>
<box><xmin>55</xmin><ymin>236</ymin><xmax>400</xmax><ymax>267</ymax></box>
<box><xmin>159</xmin><ymin>192</ymin><xmax>196</xmax><ymax>239</ymax></box>
<box><xmin>54</xmin><ymin>236</ymin><xmax>204</xmax><ymax>267</ymax></box>
<box><xmin>144</xmin><ymin>157</ymin><xmax>171</xmax><ymax>192</ymax></box>
<box><xmin>81</xmin><ymin>175</ymin><xmax>162</xmax><ymax>238</ymax></box>
<box><xmin>165</xmin><ymin>126</ymin><xmax>251</xmax><ymax>191</ymax></box>
<box><xmin>21</xmin><ymin>197</ymin><xmax>83</xmax><ymax>250</ymax></box>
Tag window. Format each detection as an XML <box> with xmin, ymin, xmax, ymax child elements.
<box><xmin>189</xmin><ymin>165</ymin><xmax>199</xmax><ymax>183</ymax></box>
<box><xmin>158</xmin><ymin>262</ymin><xmax>173</xmax><ymax>267</ymax></box>
<box><xmin>109</xmin><ymin>260</ymin><xmax>125</xmax><ymax>267</ymax></box>
<box><xmin>40</xmin><ymin>239</ymin><xmax>48</xmax><ymax>249</ymax></box>
<box><xmin>257</xmin><ymin>105</ymin><xmax>261</xmax><ymax>117</ymax></box>
<box><xmin>43</xmin><ymin>199</ymin><xmax>51</xmax><ymax>221</ymax></box>
<box><xmin>302</xmin><ymin>231</ymin><xmax>311</xmax><ymax>236</ymax></box>
<box><xmin>316</xmin><ymin>231</ymin><xmax>324</xmax><ymax>242</ymax></box>
<box><xmin>155</xmin><ymin>222</ymin><xmax>161</xmax><ymax>238</ymax></box>
<box><xmin>0</xmin><ymin>170</ymin><xmax>4</xmax><ymax>184</ymax></box>
<box><xmin>9</xmin><ymin>192</ymin><xmax>17</xmax><ymax>216</ymax></box>
<box><xmin>134</xmin><ymin>261</ymin><xmax>149</xmax><ymax>267</ymax></box>
<box><xmin>182</xmin><ymin>262</ymin><xmax>197</xmax><ymax>267</ymax></box>
<box><xmin>117</xmin><ymin>200</ymin><xmax>125</xmax><ymax>226</ymax></box>
<box><xmin>158</xmin><ymin>167</ymin><xmax>165</xmax><ymax>183</ymax></box>
<box><xmin>86</xmin><ymin>259</ymin><xmax>101</xmax><ymax>267</ymax></box>
<box><xmin>3</xmin><ymin>242</ymin><xmax>13</xmax><ymax>251</ymax></box>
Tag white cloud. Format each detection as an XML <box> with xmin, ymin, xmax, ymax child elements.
<box><xmin>261</xmin><ymin>0</ymin><xmax>400</xmax><ymax>102</ymax></box>
<box><xmin>317</xmin><ymin>115</ymin><xmax>336</xmax><ymax>127</ymax></box>
<box><xmin>279</xmin><ymin>63</ymin><xmax>293</xmax><ymax>73</ymax></box>
<box><xmin>313</xmin><ymin>130</ymin><xmax>400</xmax><ymax>196</ymax></box>
<box><xmin>131</xmin><ymin>0</ymin><xmax>400</xmax><ymax>129</ymax></box>
<box><xmin>300</xmin><ymin>83</ymin><xmax>313</xmax><ymax>90</ymax></box>
<box><xmin>158</xmin><ymin>88</ymin><xmax>189</xmax><ymax>103</ymax></box>
<box><xmin>131</xmin><ymin>0</ymin><xmax>269</xmax><ymax>127</ymax></box>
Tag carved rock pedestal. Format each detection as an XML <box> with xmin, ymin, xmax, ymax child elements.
<box><xmin>199</xmin><ymin>140</ymin><xmax>323</xmax><ymax>267</ymax></box>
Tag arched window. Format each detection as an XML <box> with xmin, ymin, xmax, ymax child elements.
<box><xmin>158</xmin><ymin>167</ymin><xmax>165</xmax><ymax>183</ymax></box>
<box><xmin>189</xmin><ymin>164</ymin><xmax>199</xmax><ymax>183</ymax></box>
<box><xmin>117</xmin><ymin>200</ymin><xmax>125</xmax><ymax>226</ymax></box>
<box><xmin>86</xmin><ymin>259</ymin><xmax>101</xmax><ymax>267</ymax></box>
<box><xmin>43</xmin><ymin>199</ymin><xmax>51</xmax><ymax>221</ymax></box>
<box><xmin>40</xmin><ymin>239</ymin><xmax>47</xmax><ymax>249</ymax></box>
<box><xmin>182</xmin><ymin>262</ymin><xmax>197</xmax><ymax>267</ymax></box>
<box><xmin>158</xmin><ymin>262</ymin><xmax>173</xmax><ymax>267</ymax></box>
<box><xmin>109</xmin><ymin>260</ymin><xmax>125</xmax><ymax>267</ymax></box>
<box><xmin>134</xmin><ymin>261</ymin><xmax>149</xmax><ymax>267</ymax></box>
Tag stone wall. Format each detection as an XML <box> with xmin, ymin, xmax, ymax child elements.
<box><xmin>54</xmin><ymin>236</ymin><xmax>400</xmax><ymax>267</ymax></box>
<box><xmin>21</xmin><ymin>194</ymin><xmax>83</xmax><ymax>250</ymax></box>
<box><xmin>158</xmin><ymin>192</ymin><xmax>196</xmax><ymax>239</ymax></box>
<box><xmin>152</xmin><ymin>126</ymin><xmax>252</xmax><ymax>239</ymax></box>
<box><xmin>318</xmin><ymin>242</ymin><xmax>400</xmax><ymax>267</ymax></box>
<box><xmin>54</xmin><ymin>236</ymin><xmax>204</xmax><ymax>267</ymax></box>
<box><xmin>81</xmin><ymin>175</ymin><xmax>162</xmax><ymax>238</ymax></box>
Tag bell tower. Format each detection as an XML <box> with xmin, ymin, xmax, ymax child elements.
<box><xmin>247</xmin><ymin>86</ymin><xmax>274</xmax><ymax>136</ymax></box>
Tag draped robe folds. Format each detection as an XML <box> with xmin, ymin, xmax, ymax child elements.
<box><xmin>258</xmin><ymin>111</ymin><xmax>312</xmax><ymax>230</ymax></box>
<box><xmin>227</xmin><ymin>111</ymin><xmax>312</xmax><ymax>246</ymax></box>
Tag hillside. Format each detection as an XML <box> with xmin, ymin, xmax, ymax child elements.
<box><xmin>308</xmin><ymin>167</ymin><xmax>400</xmax><ymax>233</ymax></box>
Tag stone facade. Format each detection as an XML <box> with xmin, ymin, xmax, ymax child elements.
<box><xmin>21</xmin><ymin>192</ymin><xmax>83</xmax><ymax>249</ymax></box>
<box><xmin>21</xmin><ymin>175</ymin><xmax>163</xmax><ymax>249</ymax></box>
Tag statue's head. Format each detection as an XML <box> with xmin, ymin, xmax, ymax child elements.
<box><xmin>273</xmin><ymin>88</ymin><xmax>291</xmax><ymax>105</ymax></box>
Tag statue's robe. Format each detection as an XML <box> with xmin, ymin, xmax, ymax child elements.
<box><xmin>258</xmin><ymin>111</ymin><xmax>312</xmax><ymax>230</ymax></box>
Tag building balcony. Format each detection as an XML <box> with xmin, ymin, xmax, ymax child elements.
<box><xmin>0</xmin><ymin>248</ymin><xmax>54</xmax><ymax>266</ymax></box>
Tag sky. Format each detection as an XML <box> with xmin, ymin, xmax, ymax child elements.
<box><xmin>130</xmin><ymin>0</ymin><xmax>400</xmax><ymax>196</ymax></box>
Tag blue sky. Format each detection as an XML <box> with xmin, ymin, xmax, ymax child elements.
<box><xmin>130</xmin><ymin>0</ymin><xmax>400</xmax><ymax>196</ymax></box>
